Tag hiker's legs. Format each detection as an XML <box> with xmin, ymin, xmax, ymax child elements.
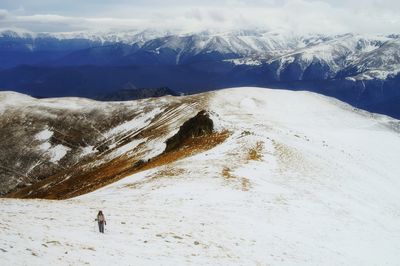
<box><xmin>98</xmin><ymin>222</ymin><xmax>103</xmax><ymax>233</ymax></box>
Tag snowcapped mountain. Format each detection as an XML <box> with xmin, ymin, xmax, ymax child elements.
<box><xmin>1</xmin><ymin>29</ymin><xmax>400</xmax><ymax>118</ymax></box>
<box><xmin>0</xmin><ymin>28</ymin><xmax>170</xmax><ymax>45</ymax></box>
<box><xmin>342</xmin><ymin>38</ymin><xmax>400</xmax><ymax>80</ymax></box>
<box><xmin>261</xmin><ymin>33</ymin><xmax>395</xmax><ymax>80</ymax></box>
<box><xmin>1</xmin><ymin>28</ymin><xmax>399</xmax><ymax>80</ymax></box>
<box><xmin>1</xmin><ymin>87</ymin><xmax>400</xmax><ymax>265</ymax></box>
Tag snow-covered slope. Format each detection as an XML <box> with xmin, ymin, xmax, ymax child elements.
<box><xmin>343</xmin><ymin>38</ymin><xmax>400</xmax><ymax>80</ymax></box>
<box><xmin>0</xmin><ymin>90</ymin><xmax>208</xmax><ymax>196</ymax></box>
<box><xmin>264</xmin><ymin>33</ymin><xmax>394</xmax><ymax>79</ymax></box>
<box><xmin>1</xmin><ymin>87</ymin><xmax>400</xmax><ymax>265</ymax></box>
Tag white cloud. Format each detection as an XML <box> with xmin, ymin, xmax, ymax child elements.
<box><xmin>0</xmin><ymin>0</ymin><xmax>399</xmax><ymax>34</ymax></box>
<box><xmin>0</xmin><ymin>9</ymin><xmax>9</xmax><ymax>20</ymax></box>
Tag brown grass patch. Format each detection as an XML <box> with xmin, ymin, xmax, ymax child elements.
<box><xmin>155</xmin><ymin>167</ymin><xmax>186</xmax><ymax>177</ymax></box>
<box><xmin>247</xmin><ymin>141</ymin><xmax>264</xmax><ymax>161</ymax></box>
<box><xmin>222</xmin><ymin>167</ymin><xmax>235</xmax><ymax>179</ymax></box>
<box><xmin>272</xmin><ymin>140</ymin><xmax>311</xmax><ymax>174</ymax></box>
<box><xmin>222</xmin><ymin>167</ymin><xmax>251</xmax><ymax>191</ymax></box>
<box><xmin>123</xmin><ymin>166</ymin><xmax>186</xmax><ymax>189</ymax></box>
<box><xmin>241</xmin><ymin>178</ymin><xmax>251</xmax><ymax>191</ymax></box>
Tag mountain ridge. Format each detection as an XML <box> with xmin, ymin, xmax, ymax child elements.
<box><xmin>1</xmin><ymin>87</ymin><xmax>399</xmax><ymax>197</ymax></box>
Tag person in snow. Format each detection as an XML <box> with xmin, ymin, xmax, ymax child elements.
<box><xmin>95</xmin><ymin>210</ymin><xmax>106</xmax><ymax>233</ymax></box>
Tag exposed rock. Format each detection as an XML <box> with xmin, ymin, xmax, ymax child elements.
<box><xmin>164</xmin><ymin>111</ymin><xmax>214</xmax><ymax>153</ymax></box>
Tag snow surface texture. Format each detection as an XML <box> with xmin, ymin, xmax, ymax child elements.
<box><xmin>1</xmin><ymin>87</ymin><xmax>400</xmax><ymax>265</ymax></box>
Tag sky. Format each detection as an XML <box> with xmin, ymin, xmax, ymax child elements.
<box><xmin>0</xmin><ymin>0</ymin><xmax>399</xmax><ymax>34</ymax></box>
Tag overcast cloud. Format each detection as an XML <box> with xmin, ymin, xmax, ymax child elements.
<box><xmin>0</xmin><ymin>0</ymin><xmax>399</xmax><ymax>34</ymax></box>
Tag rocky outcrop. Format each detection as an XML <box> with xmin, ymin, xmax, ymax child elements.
<box><xmin>164</xmin><ymin>110</ymin><xmax>214</xmax><ymax>153</ymax></box>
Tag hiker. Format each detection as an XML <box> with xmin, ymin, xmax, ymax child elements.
<box><xmin>95</xmin><ymin>210</ymin><xmax>106</xmax><ymax>233</ymax></box>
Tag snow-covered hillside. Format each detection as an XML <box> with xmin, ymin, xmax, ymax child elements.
<box><xmin>0</xmin><ymin>90</ymin><xmax>207</xmax><ymax>196</ymax></box>
<box><xmin>1</xmin><ymin>88</ymin><xmax>400</xmax><ymax>265</ymax></box>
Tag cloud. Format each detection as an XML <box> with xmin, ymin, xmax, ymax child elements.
<box><xmin>0</xmin><ymin>0</ymin><xmax>399</xmax><ymax>34</ymax></box>
<box><xmin>0</xmin><ymin>9</ymin><xmax>9</xmax><ymax>20</ymax></box>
